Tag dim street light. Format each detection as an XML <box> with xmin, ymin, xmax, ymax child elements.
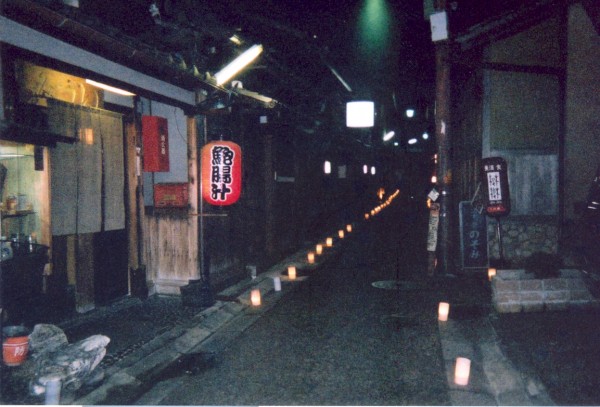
<box><xmin>214</xmin><ymin>44</ymin><xmax>263</xmax><ymax>86</ymax></box>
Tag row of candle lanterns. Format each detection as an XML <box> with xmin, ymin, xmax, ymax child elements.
<box><xmin>251</xmin><ymin>190</ymin><xmax>403</xmax><ymax>308</ymax></box>
<box><xmin>307</xmin><ymin>223</ymin><xmax>353</xmax><ymax>265</ymax></box>
<box><xmin>438</xmin><ymin>268</ymin><xmax>500</xmax><ymax>386</ymax></box>
<box><xmin>364</xmin><ymin>189</ymin><xmax>400</xmax><ymax>220</ymax></box>
<box><xmin>250</xmin><ymin>193</ymin><xmax>400</xmax><ymax>309</ymax></box>
<box><xmin>438</xmin><ymin>301</ymin><xmax>472</xmax><ymax>386</ymax></box>
<box><xmin>250</xmin><ymin>223</ymin><xmax>356</xmax><ymax>308</ymax></box>
<box><xmin>250</xmin><ymin>195</ymin><xmax>400</xmax><ymax>307</ymax></box>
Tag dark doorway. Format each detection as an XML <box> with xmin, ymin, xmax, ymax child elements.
<box><xmin>94</xmin><ymin>229</ymin><xmax>128</xmax><ymax>304</ymax></box>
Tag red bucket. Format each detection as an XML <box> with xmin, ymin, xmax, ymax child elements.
<box><xmin>3</xmin><ymin>326</ymin><xmax>30</xmax><ymax>366</ymax></box>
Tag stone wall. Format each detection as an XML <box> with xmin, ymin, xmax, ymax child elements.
<box><xmin>487</xmin><ymin>217</ymin><xmax>558</xmax><ymax>265</ymax></box>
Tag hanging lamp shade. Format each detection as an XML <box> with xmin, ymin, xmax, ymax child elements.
<box><xmin>201</xmin><ymin>141</ymin><xmax>242</xmax><ymax>206</ymax></box>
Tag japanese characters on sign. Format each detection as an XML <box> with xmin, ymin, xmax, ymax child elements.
<box><xmin>459</xmin><ymin>201</ymin><xmax>488</xmax><ymax>269</ymax></box>
<box><xmin>142</xmin><ymin>116</ymin><xmax>170</xmax><ymax>172</ymax></box>
<box><xmin>201</xmin><ymin>141</ymin><xmax>242</xmax><ymax>206</ymax></box>
<box><xmin>154</xmin><ymin>183</ymin><xmax>189</xmax><ymax>208</ymax></box>
<box><xmin>481</xmin><ymin>157</ymin><xmax>511</xmax><ymax>217</ymax></box>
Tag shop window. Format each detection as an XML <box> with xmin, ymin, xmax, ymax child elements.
<box><xmin>0</xmin><ymin>141</ymin><xmax>47</xmax><ymax>247</ymax></box>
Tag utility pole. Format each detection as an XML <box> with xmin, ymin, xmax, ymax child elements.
<box><xmin>430</xmin><ymin>2</ymin><xmax>455</xmax><ymax>275</ymax></box>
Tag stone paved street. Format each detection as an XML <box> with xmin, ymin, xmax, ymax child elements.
<box><xmin>136</xmin><ymin>200</ymin><xmax>452</xmax><ymax>405</ymax></box>
<box><xmin>1</xmin><ymin>198</ymin><xmax>599</xmax><ymax>405</ymax></box>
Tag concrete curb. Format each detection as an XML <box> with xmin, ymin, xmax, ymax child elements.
<box><xmin>438</xmin><ymin>317</ymin><xmax>555</xmax><ymax>406</ymax></box>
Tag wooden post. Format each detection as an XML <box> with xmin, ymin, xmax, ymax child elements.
<box><xmin>264</xmin><ymin>133</ymin><xmax>275</xmax><ymax>257</ymax></box>
<box><xmin>434</xmin><ymin>33</ymin><xmax>455</xmax><ymax>274</ymax></box>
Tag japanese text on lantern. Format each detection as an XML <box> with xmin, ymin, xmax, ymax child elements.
<box><xmin>211</xmin><ymin>146</ymin><xmax>235</xmax><ymax>202</ymax></box>
<box><xmin>201</xmin><ymin>141</ymin><xmax>242</xmax><ymax>206</ymax></box>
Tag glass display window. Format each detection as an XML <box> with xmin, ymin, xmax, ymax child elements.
<box><xmin>0</xmin><ymin>140</ymin><xmax>48</xmax><ymax>249</ymax></box>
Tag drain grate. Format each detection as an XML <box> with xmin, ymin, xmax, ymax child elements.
<box><xmin>380</xmin><ymin>313</ymin><xmax>420</xmax><ymax>328</ymax></box>
<box><xmin>153</xmin><ymin>352</ymin><xmax>218</xmax><ymax>382</ymax></box>
<box><xmin>371</xmin><ymin>280</ymin><xmax>428</xmax><ymax>291</ymax></box>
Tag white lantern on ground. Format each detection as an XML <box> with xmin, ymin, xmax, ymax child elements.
<box><xmin>438</xmin><ymin>302</ymin><xmax>450</xmax><ymax>322</ymax></box>
<box><xmin>250</xmin><ymin>289</ymin><xmax>261</xmax><ymax>306</ymax></box>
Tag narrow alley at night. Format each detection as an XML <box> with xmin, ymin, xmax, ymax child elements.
<box><xmin>1</xmin><ymin>0</ymin><xmax>600</xmax><ymax>405</ymax></box>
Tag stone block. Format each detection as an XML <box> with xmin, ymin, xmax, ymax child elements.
<box><xmin>519</xmin><ymin>291</ymin><xmax>544</xmax><ymax>302</ymax></box>
<box><xmin>493</xmin><ymin>279</ymin><xmax>521</xmax><ymax>293</ymax></box>
<box><xmin>520</xmin><ymin>280</ymin><xmax>543</xmax><ymax>291</ymax></box>
<box><xmin>544</xmin><ymin>290</ymin><xmax>569</xmax><ymax>302</ymax></box>
<box><xmin>495</xmin><ymin>302</ymin><xmax>522</xmax><ymax>313</ymax></box>
<box><xmin>493</xmin><ymin>292</ymin><xmax>520</xmax><ymax>304</ymax></box>
<box><xmin>543</xmin><ymin>278</ymin><xmax>568</xmax><ymax>291</ymax></box>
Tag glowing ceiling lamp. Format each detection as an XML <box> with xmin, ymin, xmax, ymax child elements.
<box><xmin>408</xmin><ymin>138</ymin><xmax>418</xmax><ymax>145</ymax></box>
<box><xmin>85</xmin><ymin>79</ymin><xmax>134</xmax><ymax>96</ymax></box>
<box><xmin>214</xmin><ymin>44</ymin><xmax>263</xmax><ymax>86</ymax></box>
<box><xmin>324</xmin><ymin>161</ymin><xmax>332</xmax><ymax>174</ymax></box>
<box><xmin>346</xmin><ymin>101</ymin><xmax>374</xmax><ymax>128</ymax></box>
<box><xmin>405</xmin><ymin>108</ymin><xmax>415</xmax><ymax>118</ymax></box>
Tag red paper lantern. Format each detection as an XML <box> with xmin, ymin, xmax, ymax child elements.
<box><xmin>201</xmin><ymin>141</ymin><xmax>242</xmax><ymax>206</ymax></box>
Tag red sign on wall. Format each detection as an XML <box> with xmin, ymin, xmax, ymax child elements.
<box><xmin>142</xmin><ymin>116</ymin><xmax>169</xmax><ymax>172</ymax></box>
<box><xmin>154</xmin><ymin>183</ymin><xmax>189</xmax><ymax>208</ymax></box>
<box><xmin>201</xmin><ymin>141</ymin><xmax>242</xmax><ymax>206</ymax></box>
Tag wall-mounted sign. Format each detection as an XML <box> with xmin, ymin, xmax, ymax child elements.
<box><xmin>481</xmin><ymin>157</ymin><xmax>511</xmax><ymax>217</ymax></box>
<box><xmin>142</xmin><ymin>116</ymin><xmax>169</xmax><ymax>172</ymax></box>
<box><xmin>154</xmin><ymin>183</ymin><xmax>188</xmax><ymax>208</ymax></box>
<box><xmin>459</xmin><ymin>201</ymin><xmax>488</xmax><ymax>269</ymax></box>
<box><xmin>201</xmin><ymin>141</ymin><xmax>242</xmax><ymax>206</ymax></box>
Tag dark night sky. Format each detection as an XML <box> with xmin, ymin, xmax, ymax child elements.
<box><xmin>228</xmin><ymin>0</ymin><xmax>435</xmax><ymax>111</ymax></box>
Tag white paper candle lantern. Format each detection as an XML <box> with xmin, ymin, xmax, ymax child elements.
<box><xmin>316</xmin><ymin>244</ymin><xmax>323</xmax><ymax>255</ymax></box>
<box><xmin>273</xmin><ymin>277</ymin><xmax>281</xmax><ymax>291</ymax></box>
<box><xmin>287</xmin><ymin>266</ymin><xmax>297</xmax><ymax>280</ymax></box>
<box><xmin>438</xmin><ymin>302</ymin><xmax>450</xmax><ymax>322</ymax></box>
<box><xmin>250</xmin><ymin>289</ymin><xmax>261</xmax><ymax>306</ymax></box>
<box><xmin>338</xmin><ymin>230</ymin><xmax>344</xmax><ymax>239</ymax></box>
<box><xmin>488</xmin><ymin>268</ymin><xmax>497</xmax><ymax>281</ymax></box>
<box><xmin>346</xmin><ymin>224</ymin><xmax>352</xmax><ymax>233</ymax></box>
<box><xmin>307</xmin><ymin>252</ymin><xmax>315</xmax><ymax>264</ymax></box>
<box><xmin>454</xmin><ymin>357</ymin><xmax>471</xmax><ymax>386</ymax></box>
<box><xmin>326</xmin><ymin>237</ymin><xmax>333</xmax><ymax>247</ymax></box>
